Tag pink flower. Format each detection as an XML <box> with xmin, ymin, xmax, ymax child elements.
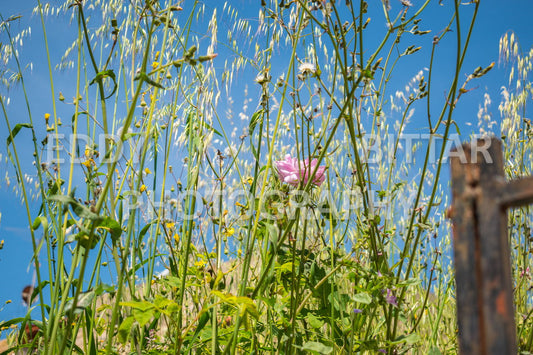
<box><xmin>275</xmin><ymin>155</ymin><xmax>300</xmax><ymax>186</ymax></box>
<box><xmin>520</xmin><ymin>267</ymin><xmax>530</xmax><ymax>278</ymax></box>
<box><xmin>275</xmin><ymin>155</ymin><xmax>326</xmax><ymax>187</ymax></box>
<box><xmin>301</xmin><ymin>157</ymin><xmax>326</xmax><ymax>186</ymax></box>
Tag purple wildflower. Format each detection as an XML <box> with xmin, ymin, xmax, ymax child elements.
<box><xmin>384</xmin><ymin>288</ymin><xmax>398</xmax><ymax>307</ymax></box>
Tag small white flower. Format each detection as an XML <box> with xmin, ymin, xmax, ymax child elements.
<box><xmin>298</xmin><ymin>62</ymin><xmax>316</xmax><ymax>75</ymax></box>
<box><xmin>255</xmin><ymin>71</ymin><xmax>271</xmax><ymax>84</ymax></box>
<box><xmin>399</xmin><ymin>0</ymin><xmax>412</xmax><ymax>6</ymax></box>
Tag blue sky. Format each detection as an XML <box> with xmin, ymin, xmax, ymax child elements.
<box><xmin>0</xmin><ymin>0</ymin><xmax>532</xmax><ymax>328</ymax></box>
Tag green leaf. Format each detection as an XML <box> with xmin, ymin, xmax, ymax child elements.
<box><xmin>138</xmin><ymin>220</ymin><xmax>156</xmax><ymax>240</ymax></box>
<box><xmin>63</xmin><ymin>290</ymin><xmax>95</xmax><ymax>315</ymax></box>
<box><xmin>94</xmin><ymin>283</ymin><xmax>115</xmax><ymax>296</ymax></box>
<box><xmin>153</xmin><ymin>294</ymin><xmax>174</xmax><ymax>309</ymax></box>
<box><xmin>428</xmin><ymin>346</ymin><xmax>442</xmax><ymax>355</ymax></box>
<box><xmin>397</xmin><ymin>278</ymin><xmax>421</xmax><ymax>287</ymax></box>
<box><xmin>120</xmin><ymin>300</ymin><xmax>157</xmax><ymax>327</ymax></box>
<box><xmin>118</xmin><ymin>316</ymin><xmax>135</xmax><ymax>344</ymax></box>
<box><xmin>278</xmin><ymin>262</ymin><xmax>293</xmax><ymax>274</ymax></box>
<box><xmin>249</xmin><ymin>109</ymin><xmax>264</xmax><ymax>137</ymax></box>
<box><xmin>47</xmin><ymin>194</ymin><xmax>102</xmax><ymax>221</ymax></box>
<box><xmin>0</xmin><ymin>317</ymin><xmax>26</xmax><ymax>330</ymax></box>
<box><xmin>45</xmin><ymin>179</ymin><xmax>64</xmax><ymax>199</ymax></box>
<box><xmin>32</xmin><ymin>216</ymin><xmax>48</xmax><ymax>233</ymax></box>
<box><xmin>212</xmin><ymin>291</ymin><xmax>259</xmax><ymax>319</ymax></box>
<box><xmin>153</xmin><ymin>294</ymin><xmax>180</xmax><ymax>315</ymax></box>
<box><xmin>70</xmin><ymin>111</ymin><xmax>90</xmax><ymax>135</ymax></box>
<box><xmin>198</xmin><ymin>120</ymin><xmax>222</xmax><ymax>137</ymax></box>
<box><xmin>162</xmin><ymin>275</ymin><xmax>181</xmax><ymax>289</ymax></box>
<box><xmin>72</xmin><ymin>203</ymin><xmax>100</xmax><ymax>220</ymax></box>
<box><xmin>75</xmin><ymin>231</ymin><xmax>100</xmax><ymax>249</ymax></box>
<box><xmin>352</xmin><ymin>292</ymin><xmax>372</xmax><ymax>304</ymax></box>
<box><xmin>211</xmin><ymin>290</ymin><xmax>230</xmax><ymax>303</ymax></box>
<box><xmin>120</xmin><ymin>300</ymin><xmax>155</xmax><ymax>312</ymax></box>
<box><xmin>251</xmin><ymin>142</ymin><xmax>259</xmax><ymax>160</ymax></box>
<box><xmin>89</xmin><ymin>69</ymin><xmax>118</xmax><ymax>99</ymax></box>
<box><xmin>30</xmin><ymin>280</ymin><xmax>49</xmax><ymax>305</ymax></box>
<box><xmin>95</xmin><ymin>216</ymin><xmax>122</xmax><ymax>243</ymax></box>
<box><xmin>249</xmin><ymin>110</ymin><xmax>264</xmax><ymax>159</ymax></box>
<box><xmin>392</xmin><ymin>333</ymin><xmax>420</xmax><ymax>345</ymax></box>
<box><xmin>188</xmin><ymin>310</ymin><xmax>210</xmax><ymax>346</ymax></box>
<box><xmin>6</xmin><ymin>123</ymin><xmax>32</xmax><ymax>147</ymax></box>
<box><xmin>328</xmin><ymin>292</ymin><xmax>350</xmax><ymax>312</ymax></box>
<box><xmin>265</xmin><ymin>222</ymin><xmax>278</xmax><ymax>245</ymax></box>
<box><xmin>135</xmin><ymin>71</ymin><xmax>165</xmax><ymax>89</ymax></box>
<box><xmin>306</xmin><ymin>313</ymin><xmax>324</xmax><ymax>329</ymax></box>
<box><xmin>46</xmin><ymin>193</ymin><xmax>74</xmax><ymax>205</ymax></box>
<box><xmin>237</xmin><ymin>296</ymin><xmax>259</xmax><ymax>319</ymax></box>
<box><xmin>133</xmin><ymin>308</ymin><xmax>156</xmax><ymax>327</ymax></box>
<box><xmin>6</xmin><ymin>123</ymin><xmax>33</xmax><ymax>182</ymax></box>
<box><xmin>299</xmin><ymin>341</ymin><xmax>333</xmax><ymax>354</ymax></box>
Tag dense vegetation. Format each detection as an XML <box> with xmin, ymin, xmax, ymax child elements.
<box><xmin>0</xmin><ymin>0</ymin><xmax>531</xmax><ymax>354</ymax></box>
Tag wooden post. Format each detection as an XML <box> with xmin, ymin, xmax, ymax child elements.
<box><xmin>450</xmin><ymin>137</ymin><xmax>533</xmax><ymax>355</ymax></box>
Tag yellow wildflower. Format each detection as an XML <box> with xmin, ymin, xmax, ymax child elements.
<box><xmin>82</xmin><ymin>159</ymin><xmax>94</xmax><ymax>168</ymax></box>
<box><xmin>195</xmin><ymin>259</ymin><xmax>206</xmax><ymax>268</ymax></box>
<box><xmin>84</xmin><ymin>145</ymin><xmax>92</xmax><ymax>158</ymax></box>
<box><xmin>166</xmin><ymin>222</ymin><xmax>175</xmax><ymax>229</ymax></box>
<box><xmin>224</xmin><ymin>227</ymin><xmax>235</xmax><ymax>237</ymax></box>
<box><xmin>140</xmin><ymin>184</ymin><xmax>147</xmax><ymax>193</ymax></box>
<box><xmin>144</xmin><ymin>167</ymin><xmax>152</xmax><ymax>175</ymax></box>
<box><xmin>44</xmin><ymin>113</ymin><xmax>50</xmax><ymax>124</ymax></box>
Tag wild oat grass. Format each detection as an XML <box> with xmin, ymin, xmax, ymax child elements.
<box><xmin>0</xmin><ymin>1</ymin><xmax>530</xmax><ymax>354</ymax></box>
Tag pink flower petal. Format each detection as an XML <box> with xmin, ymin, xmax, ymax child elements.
<box><xmin>275</xmin><ymin>155</ymin><xmax>326</xmax><ymax>187</ymax></box>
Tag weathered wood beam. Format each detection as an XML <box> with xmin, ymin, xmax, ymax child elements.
<box><xmin>500</xmin><ymin>176</ymin><xmax>533</xmax><ymax>208</ymax></box>
<box><xmin>450</xmin><ymin>137</ymin><xmax>518</xmax><ymax>355</ymax></box>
